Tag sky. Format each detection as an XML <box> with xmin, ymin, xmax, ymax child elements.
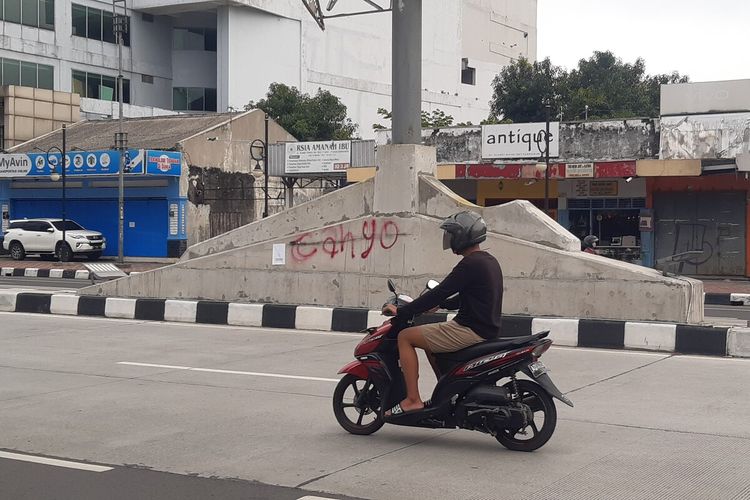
<box><xmin>537</xmin><ymin>0</ymin><xmax>750</xmax><ymax>82</ymax></box>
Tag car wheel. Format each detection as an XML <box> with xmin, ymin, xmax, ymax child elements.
<box><xmin>57</xmin><ymin>243</ymin><xmax>73</xmax><ymax>262</ymax></box>
<box><xmin>9</xmin><ymin>241</ymin><xmax>26</xmax><ymax>261</ymax></box>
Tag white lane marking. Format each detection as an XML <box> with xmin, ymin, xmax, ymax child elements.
<box><xmin>0</xmin><ymin>451</ymin><xmax>113</xmax><ymax>472</ymax></box>
<box><xmin>298</xmin><ymin>497</ymin><xmax>339</xmax><ymax>500</ymax></box>
<box><xmin>118</xmin><ymin>362</ymin><xmax>340</xmax><ymax>382</ymax></box>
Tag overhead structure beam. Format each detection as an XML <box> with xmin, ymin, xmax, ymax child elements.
<box><xmin>301</xmin><ymin>0</ymin><xmax>392</xmax><ymax>30</ymax></box>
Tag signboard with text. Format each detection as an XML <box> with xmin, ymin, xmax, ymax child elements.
<box><xmin>566</xmin><ymin>162</ymin><xmax>594</xmax><ymax>178</ymax></box>
<box><xmin>284</xmin><ymin>141</ymin><xmax>351</xmax><ymax>175</ymax></box>
<box><xmin>481</xmin><ymin>122</ymin><xmax>560</xmax><ymax>159</ymax></box>
<box><xmin>0</xmin><ymin>150</ymin><xmax>182</xmax><ymax>178</ymax></box>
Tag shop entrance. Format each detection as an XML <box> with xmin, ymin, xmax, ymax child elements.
<box><xmin>566</xmin><ymin>198</ymin><xmax>645</xmax><ymax>263</ymax></box>
<box><xmin>654</xmin><ymin>191</ymin><xmax>746</xmax><ymax>276</ymax></box>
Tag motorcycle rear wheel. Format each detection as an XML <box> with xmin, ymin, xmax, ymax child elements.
<box><xmin>333</xmin><ymin>374</ymin><xmax>385</xmax><ymax>435</ymax></box>
<box><xmin>495</xmin><ymin>379</ymin><xmax>557</xmax><ymax>452</ymax></box>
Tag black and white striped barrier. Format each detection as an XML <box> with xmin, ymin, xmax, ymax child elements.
<box><xmin>0</xmin><ymin>290</ymin><xmax>746</xmax><ymax>358</ymax></box>
<box><xmin>1</xmin><ymin>267</ymin><xmax>91</xmax><ymax>279</ymax></box>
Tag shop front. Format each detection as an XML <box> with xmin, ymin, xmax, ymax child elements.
<box><xmin>648</xmin><ymin>174</ymin><xmax>750</xmax><ymax>277</ymax></box>
<box><xmin>477</xmin><ymin>178</ymin><xmax>559</xmax><ymax>220</ymax></box>
<box><xmin>0</xmin><ymin>150</ymin><xmax>187</xmax><ymax>258</ymax></box>
<box><xmin>558</xmin><ymin>178</ymin><xmax>647</xmax><ymax>264</ymax></box>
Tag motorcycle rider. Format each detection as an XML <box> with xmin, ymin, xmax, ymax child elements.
<box><xmin>582</xmin><ymin>234</ymin><xmax>599</xmax><ymax>254</ymax></box>
<box><xmin>382</xmin><ymin>211</ymin><xmax>503</xmax><ymax>417</ymax></box>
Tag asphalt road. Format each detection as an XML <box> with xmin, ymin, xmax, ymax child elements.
<box><xmin>0</xmin><ymin>276</ymin><xmax>91</xmax><ymax>291</ymax></box>
<box><xmin>1</xmin><ymin>313</ymin><xmax>749</xmax><ymax>500</ymax></box>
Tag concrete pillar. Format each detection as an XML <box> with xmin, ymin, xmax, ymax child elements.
<box><xmin>373</xmin><ymin>144</ymin><xmax>435</xmax><ymax>214</ymax></box>
<box><xmin>391</xmin><ymin>0</ymin><xmax>422</xmax><ymax>145</ymax></box>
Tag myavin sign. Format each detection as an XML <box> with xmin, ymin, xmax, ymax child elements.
<box><xmin>284</xmin><ymin>141</ymin><xmax>351</xmax><ymax>175</ymax></box>
<box><xmin>481</xmin><ymin>122</ymin><xmax>560</xmax><ymax>159</ymax></box>
<box><xmin>0</xmin><ymin>150</ymin><xmax>182</xmax><ymax>177</ymax></box>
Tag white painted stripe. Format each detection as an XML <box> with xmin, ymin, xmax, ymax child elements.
<box><xmin>624</xmin><ymin>322</ymin><xmax>677</xmax><ymax>352</ymax></box>
<box><xmin>1</xmin><ymin>267</ymin><xmax>13</xmax><ymax>276</ymax></box>
<box><xmin>49</xmin><ymin>269</ymin><xmax>64</xmax><ymax>278</ymax></box>
<box><xmin>117</xmin><ymin>362</ymin><xmax>340</xmax><ymax>382</ymax></box>
<box><xmin>74</xmin><ymin>270</ymin><xmax>90</xmax><ymax>280</ymax></box>
<box><xmin>164</xmin><ymin>300</ymin><xmax>198</xmax><ymax>323</ymax></box>
<box><xmin>298</xmin><ymin>497</ymin><xmax>339</xmax><ymax>500</ymax></box>
<box><xmin>0</xmin><ymin>451</ymin><xmax>113</xmax><ymax>472</ymax></box>
<box><xmin>50</xmin><ymin>294</ymin><xmax>80</xmax><ymax>315</ymax></box>
<box><xmin>227</xmin><ymin>302</ymin><xmax>264</xmax><ymax>327</ymax></box>
<box><xmin>533</xmin><ymin>318</ymin><xmax>579</xmax><ymax>347</ymax></box>
<box><xmin>0</xmin><ymin>290</ymin><xmax>18</xmax><ymax>312</ymax></box>
<box><xmin>296</xmin><ymin>306</ymin><xmax>333</xmax><ymax>331</ymax></box>
<box><xmin>105</xmin><ymin>298</ymin><xmax>137</xmax><ymax>319</ymax></box>
<box><xmin>24</xmin><ymin>268</ymin><xmax>39</xmax><ymax>278</ymax></box>
<box><xmin>367</xmin><ymin>310</ymin><xmax>389</xmax><ymax>328</ymax></box>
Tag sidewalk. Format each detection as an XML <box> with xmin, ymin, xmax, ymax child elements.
<box><xmin>700</xmin><ymin>279</ymin><xmax>750</xmax><ymax>295</ymax></box>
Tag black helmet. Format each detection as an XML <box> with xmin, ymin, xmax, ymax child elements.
<box><xmin>440</xmin><ymin>211</ymin><xmax>487</xmax><ymax>253</ymax></box>
<box><xmin>583</xmin><ymin>235</ymin><xmax>599</xmax><ymax>248</ymax></box>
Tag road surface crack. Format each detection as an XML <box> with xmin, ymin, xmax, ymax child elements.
<box><xmin>566</xmin><ymin>354</ymin><xmax>673</xmax><ymax>394</ymax></box>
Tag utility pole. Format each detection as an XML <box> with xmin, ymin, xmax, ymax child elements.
<box><xmin>61</xmin><ymin>124</ymin><xmax>67</xmax><ymax>258</ymax></box>
<box><xmin>113</xmin><ymin>0</ymin><xmax>128</xmax><ymax>263</ymax></box>
<box><xmin>544</xmin><ymin>103</ymin><xmax>551</xmax><ymax>214</ymax></box>
<box><xmin>391</xmin><ymin>0</ymin><xmax>422</xmax><ymax>145</ymax></box>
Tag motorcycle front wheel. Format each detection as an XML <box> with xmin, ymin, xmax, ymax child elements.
<box><xmin>495</xmin><ymin>379</ymin><xmax>557</xmax><ymax>452</ymax></box>
<box><xmin>333</xmin><ymin>374</ymin><xmax>384</xmax><ymax>435</ymax></box>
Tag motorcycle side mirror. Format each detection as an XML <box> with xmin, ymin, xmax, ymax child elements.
<box><xmin>426</xmin><ymin>279</ymin><xmax>440</xmax><ymax>290</ymax></box>
<box><xmin>387</xmin><ymin>279</ymin><xmax>397</xmax><ymax>294</ymax></box>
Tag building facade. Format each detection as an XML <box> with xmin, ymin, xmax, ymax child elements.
<box><xmin>0</xmin><ymin>0</ymin><xmax>537</xmax><ymax>137</ymax></box>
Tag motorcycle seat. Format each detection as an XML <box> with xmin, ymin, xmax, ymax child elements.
<box><xmin>435</xmin><ymin>331</ymin><xmax>549</xmax><ymax>363</ymax></box>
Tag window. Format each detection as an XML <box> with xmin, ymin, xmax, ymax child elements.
<box><xmin>141</xmin><ymin>74</ymin><xmax>153</xmax><ymax>84</ymax></box>
<box><xmin>1</xmin><ymin>58</ymin><xmax>54</xmax><ymax>89</ymax></box>
<box><xmin>461</xmin><ymin>58</ymin><xmax>476</xmax><ymax>86</ymax></box>
<box><xmin>1</xmin><ymin>0</ymin><xmax>54</xmax><ymax>29</ymax></box>
<box><xmin>71</xmin><ymin>3</ymin><xmax>86</xmax><ymax>36</ymax></box>
<box><xmin>2</xmin><ymin>59</ymin><xmax>20</xmax><ymax>86</ymax></box>
<box><xmin>72</xmin><ymin>3</ymin><xmax>129</xmax><ymax>46</ymax></box>
<box><xmin>72</xmin><ymin>70</ymin><xmax>130</xmax><ymax>103</ymax></box>
<box><xmin>173</xmin><ymin>27</ymin><xmax>217</xmax><ymax>52</ymax></box>
<box><xmin>173</xmin><ymin>87</ymin><xmax>217</xmax><ymax>112</ymax></box>
<box><xmin>20</xmin><ymin>60</ymin><xmax>37</xmax><ymax>87</ymax></box>
<box><xmin>52</xmin><ymin>220</ymin><xmax>83</xmax><ymax>231</ymax></box>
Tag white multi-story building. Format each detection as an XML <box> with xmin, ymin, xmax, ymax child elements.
<box><xmin>0</xmin><ymin>0</ymin><xmax>537</xmax><ymax>137</ymax></box>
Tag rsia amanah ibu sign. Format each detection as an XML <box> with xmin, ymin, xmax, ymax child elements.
<box><xmin>481</xmin><ymin>122</ymin><xmax>560</xmax><ymax>159</ymax></box>
<box><xmin>285</xmin><ymin>141</ymin><xmax>351</xmax><ymax>175</ymax></box>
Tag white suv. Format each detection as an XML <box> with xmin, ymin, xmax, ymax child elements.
<box><xmin>2</xmin><ymin>218</ymin><xmax>106</xmax><ymax>261</ymax></box>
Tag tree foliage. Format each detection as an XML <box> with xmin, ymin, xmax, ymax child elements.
<box><xmin>246</xmin><ymin>83</ymin><xmax>357</xmax><ymax>141</ymax></box>
<box><xmin>489</xmin><ymin>51</ymin><xmax>689</xmax><ymax>123</ymax></box>
<box><xmin>373</xmin><ymin>107</ymin><xmax>466</xmax><ymax>130</ymax></box>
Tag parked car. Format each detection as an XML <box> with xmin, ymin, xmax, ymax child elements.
<box><xmin>2</xmin><ymin>218</ymin><xmax>106</xmax><ymax>261</ymax></box>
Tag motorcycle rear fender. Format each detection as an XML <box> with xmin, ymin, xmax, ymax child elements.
<box><xmin>522</xmin><ymin>367</ymin><xmax>574</xmax><ymax>407</ymax></box>
<box><xmin>338</xmin><ymin>360</ymin><xmax>369</xmax><ymax>379</ymax></box>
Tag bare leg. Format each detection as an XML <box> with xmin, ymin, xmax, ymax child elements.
<box><xmin>386</xmin><ymin>326</ymin><xmax>431</xmax><ymax>415</ymax></box>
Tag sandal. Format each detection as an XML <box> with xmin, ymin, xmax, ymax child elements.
<box><xmin>385</xmin><ymin>402</ymin><xmax>424</xmax><ymax>418</ymax></box>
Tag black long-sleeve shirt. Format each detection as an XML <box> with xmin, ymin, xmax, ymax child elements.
<box><xmin>397</xmin><ymin>251</ymin><xmax>503</xmax><ymax>339</ymax></box>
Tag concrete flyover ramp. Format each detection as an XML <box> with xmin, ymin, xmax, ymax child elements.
<box><xmin>81</xmin><ymin>145</ymin><xmax>703</xmax><ymax>324</ymax></box>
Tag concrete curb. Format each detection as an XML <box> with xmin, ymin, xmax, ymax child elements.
<box><xmin>0</xmin><ymin>291</ymin><xmax>743</xmax><ymax>358</ymax></box>
<box><xmin>1</xmin><ymin>267</ymin><xmax>92</xmax><ymax>280</ymax></box>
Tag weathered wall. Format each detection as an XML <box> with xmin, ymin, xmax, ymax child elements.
<box><xmin>181</xmin><ymin>178</ymin><xmax>374</xmax><ymax>260</ymax></box>
<box><xmin>83</xmin><ymin>213</ymin><xmax>701</xmax><ymax>324</ymax></box>
<box><xmin>660</xmin><ymin>113</ymin><xmax>750</xmax><ymax>160</ymax></box>
<box><xmin>374</xmin><ymin>119</ymin><xmax>660</xmax><ymax>163</ymax></box>
<box><xmin>187</xmin><ymin>166</ymin><xmax>257</xmax><ymax>240</ymax></box>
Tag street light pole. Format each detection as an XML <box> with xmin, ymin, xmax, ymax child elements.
<box><xmin>113</xmin><ymin>0</ymin><xmax>128</xmax><ymax>263</ymax></box>
<box><xmin>544</xmin><ymin>103</ymin><xmax>551</xmax><ymax>215</ymax></box>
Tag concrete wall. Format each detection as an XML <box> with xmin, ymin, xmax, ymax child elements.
<box><xmin>374</xmin><ymin>119</ymin><xmax>660</xmax><ymax>162</ymax></box>
<box><xmin>83</xmin><ymin>212</ymin><xmax>701</xmax><ymax>324</ymax></box>
<box><xmin>660</xmin><ymin>113</ymin><xmax>750</xmax><ymax>160</ymax></box>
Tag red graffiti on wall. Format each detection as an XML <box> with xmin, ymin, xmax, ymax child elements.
<box><xmin>290</xmin><ymin>219</ymin><xmax>400</xmax><ymax>263</ymax></box>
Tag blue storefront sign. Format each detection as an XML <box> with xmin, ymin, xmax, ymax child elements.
<box><xmin>0</xmin><ymin>149</ymin><xmax>186</xmax><ymax>258</ymax></box>
<box><xmin>0</xmin><ymin>149</ymin><xmax>182</xmax><ymax>178</ymax></box>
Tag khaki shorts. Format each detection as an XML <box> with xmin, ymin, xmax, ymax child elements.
<box><xmin>420</xmin><ymin>320</ymin><xmax>484</xmax><ymax>353</ymax></box>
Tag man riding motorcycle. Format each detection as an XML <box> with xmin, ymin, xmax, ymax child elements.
<box><xmin>382</xmin><ymin>211</ymin><xmax>504</xmax><ymax>418</ymax></box>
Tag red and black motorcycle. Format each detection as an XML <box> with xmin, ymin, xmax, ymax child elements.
<box><xmin>333</xmin><ymin>280</ymin><xmax>573</xmax><ymax>452</ymax></box>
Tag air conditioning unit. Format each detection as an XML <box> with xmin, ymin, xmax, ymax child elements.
<box><xmin>737</xmin><ymin>153</ymin><xmax>750</xmax><ymax>172</ymax></box>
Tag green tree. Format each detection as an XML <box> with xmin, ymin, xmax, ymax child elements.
<box><xmin>372</xmin><ymin>107</ymin><xmax>458</xmax><ymax>130</ymax></box>
<box><xmin>488</xmin><ymin>51</ymin><xmax>689</xmax><ymax>122</ymax></box>
<box><xmin>246</xmin><ymin>83</ymin><xmax>357</xmax><ymax>141</ymax></box>
<box><xmin>489</xmin><ymin>57</ymin><xmax>567</xmax><ymax>123</ymax></box>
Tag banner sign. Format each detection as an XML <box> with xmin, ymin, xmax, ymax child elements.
<box><xmin>0</xmin><ymin>150</ymin><xmax>181</xmax><ymax>178</ymax></box>
<box><xmin>481</xmin><ymin>122</ymin><xmax>560</xmax><ymax>159</ymax></box>
<box><xmin>284</xmin><ymin>141</ymin><xmax>351</xmax><ymax>175</ymax></box>
<box><xmin>565</xmin><ymin>162</ymin><xmax>594</xmax><ymax>178</ymax></box>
